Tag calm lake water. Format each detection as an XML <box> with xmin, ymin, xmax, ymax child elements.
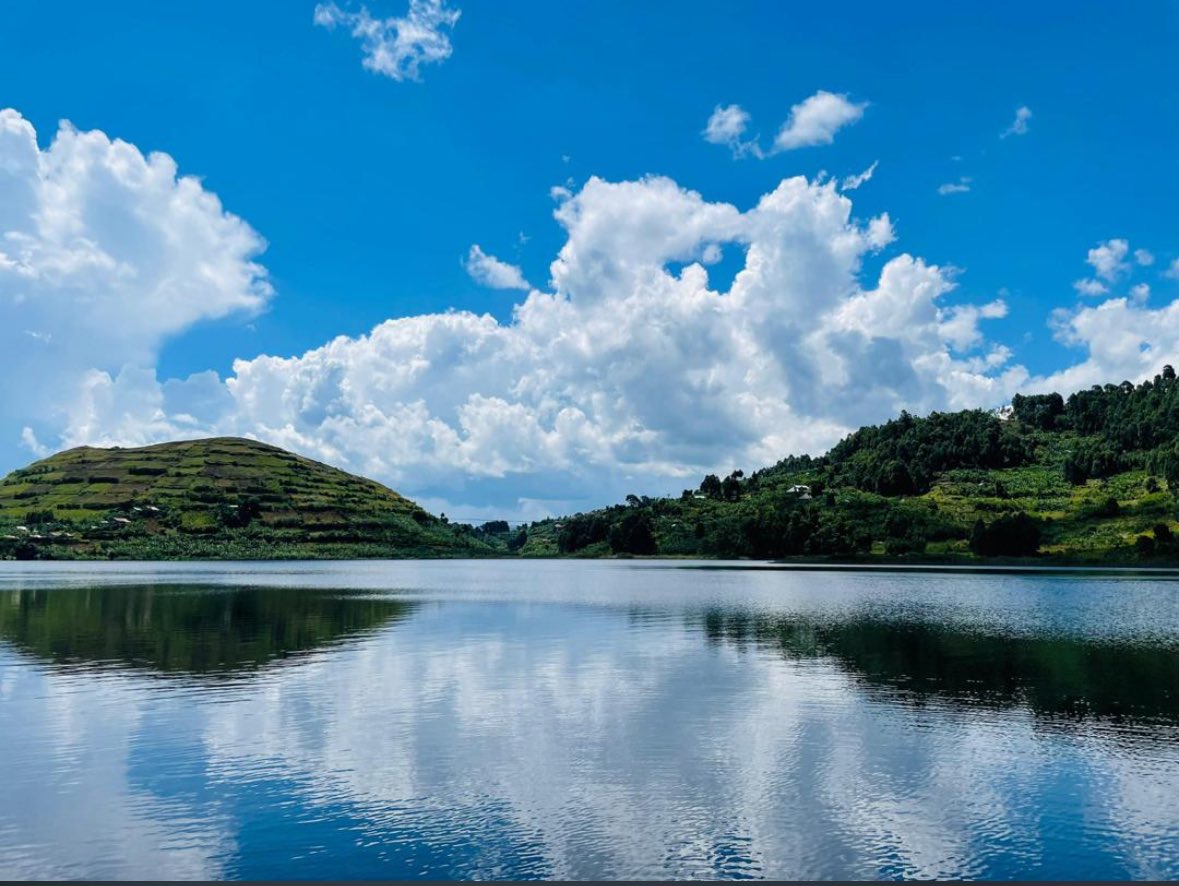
<box><xmin>1</xmin><ymin>560</ymin><xmax>1178</xmax><ymax>880</ymax></box>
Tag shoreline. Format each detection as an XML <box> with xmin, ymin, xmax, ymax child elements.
<box><xmin>5</xmin><ymin>553</ymin><xmax>1179</xmax><ymax>577</ymax></box>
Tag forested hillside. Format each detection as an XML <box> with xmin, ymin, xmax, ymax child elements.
<box><xmin>504</xmin><ymin>366</ymin><xmax>1179</xmax><ymax>563</ymax></box>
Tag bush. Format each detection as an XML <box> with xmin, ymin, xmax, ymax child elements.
<box><xmin>1011</xmin><ymin>392</ymin><xmax>1064</xmax><ymax>430</ymax></box>
<box><xmin>970</xmin><ymin>512</ymin><xmax>1041</xmax><ymax>557</ymax></box>
<box><xmin>558</xmin><ymin>515</ymin><xmax>609</xmax><ymax>553</ymax></box>
<box><xmin>884</xmin><ymin>536</ymin><xmax>927</xmax><ymax>556</ymax></box>
<box><xmin>218</xmin><ymin>497</ymin><xmax>262</xmax><ymax>529</ymax></box>
<box><xmin>609</xmin><ymin>512</ymin><xmax>657</xmax><ymax>555</ymax></box>
<box><xmin>1081</xmin><ymin>496</ymin><xmax>1121</xmax><ymax>519</ymax></box>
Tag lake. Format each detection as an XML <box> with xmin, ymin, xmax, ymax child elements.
<box><xmin>1</xmin><ymin>560</ymin><xmax>1178</xmax><ymax>880</ymax></box>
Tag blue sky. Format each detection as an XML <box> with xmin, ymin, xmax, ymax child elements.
<box><xmin>1</xmin><ymin>1</ymin><xmax>1177</xmax><ymax>517</ymax></box>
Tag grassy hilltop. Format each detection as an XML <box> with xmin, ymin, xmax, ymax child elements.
<box><xmin>0</xmin><ymin>437</ymin><xmax>491</xmax><ymax>559</ymax></box>
<box><xmin>505</xmin><ymin>367</ymin><xmax>1179</xmax><ymax>564</ymax></box>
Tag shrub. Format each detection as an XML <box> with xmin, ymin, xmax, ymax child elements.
<box><xmin>970</xmin><ymin>512</ymin><xmax>1041</xmax><ymax>557</ymax></box>
<box><xmin>609</xmin><ymin>512</ymin><xmax>657</xmax><ymax>555</ymax></box>
<box><xmin>1081</xmin><ymin>496</ymin><xmax>1121</xmax><ymax>519</ymax></box>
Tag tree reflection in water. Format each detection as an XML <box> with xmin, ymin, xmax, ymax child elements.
<box><xmin>697</xmin><ymin>608</ymin><xmax>1179</xmax><ymax>727</ymax></box>
<box><xmin>0</xmin><ymin>585</ymin><xmax>416</xmax><ymax>677</ymax></box>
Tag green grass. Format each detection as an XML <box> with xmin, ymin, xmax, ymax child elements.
<box><xmin>0</xmin><ymin>437</ymin><xmax>493</xmax><ymax>560</ymax></box>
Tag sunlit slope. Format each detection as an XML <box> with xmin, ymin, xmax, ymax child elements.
<box><xmin>0</xmin><ymin>437</ymin><xmax>487</xmax><ymax>558</ymax></box>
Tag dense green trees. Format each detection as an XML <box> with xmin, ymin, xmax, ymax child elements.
<box><xmin>1011</xmin><ymin>393</ymin><xmax>1064</xmax><ymax>430</ymax></box>
<box><xmin>557</xmin><ymin>514</ymin><xmax>610</xmax><ymax>553</ymax></box>
<box><xmin>218</xmin><ymin>497</ymin><xmax>262</xmax><ymax>529</ymax></box>
<box><xmin>1063</xmin><ymin>440</ymin><xmax>1125</xmax><ymax>485</ymax></box>
<box><xmin>825</xmin><ymin>409</ymin><xmax>1033</xmax><ymax>495</ymax></box>
<box><xmin>969</xmin><ymin>513</ymin><xmax>1041</xmax><ymax>557</ymax></box>
<box><xmin>699</xmin><ymin>474</ymin><xmax>722</xmax><ymax>499</ymax></box>
<box><xmin>609</xmin><ymin>511</ymin><xmax>657</xmax><ymax>554</ymax></box>
<box><xmin>1060</xmin><ymin>369</ymin><xmax>1179</xmax><ymax>450</ymax></box>
<box><xmin>529</xmin><ymin>367</ymin><xmax>1179</xmax><ymax>563</ymax></box>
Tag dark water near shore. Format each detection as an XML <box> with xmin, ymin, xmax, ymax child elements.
<box><xmin>1</xmin><ymin>560</ymin><xmax>1178</xmax><ymax>879</ymax></box>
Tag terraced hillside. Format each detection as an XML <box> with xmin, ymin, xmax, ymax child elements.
<box><xmin>0</xmin><ymin>437</ymin><xmax>490</xmax><ymax>559</ymax></box>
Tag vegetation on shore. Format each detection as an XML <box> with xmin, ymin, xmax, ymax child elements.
<box><xmin>503</xmin><ymin>365</ymin><xmax>1179</xmax><ymax>564</ymax></box>
<box><xmin>6</xmin><ymin>367</ymin><xmax>1179</xmax><ymax>564</ymax></box>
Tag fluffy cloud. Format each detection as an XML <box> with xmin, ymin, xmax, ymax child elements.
<box><xmin>703</xmin><ymin>91</ymin><xmax>867</xmax><ymax>159</ymax></box>
<box><xmin>1164</xmin><ymin>258</ymin><xmax>1179</xmax><ymax>280</ymax></box>
<box><xmin>1072</xmin><ymin>238</ymin><xmax>1140</xmax><ymax>295</ymax></box>
<box><xmin>1043</xmin><ymin>296</ymin><xmax>1179</xmax><ymax>392</ymax></box>
<box><xmin>465</xmin><ymin>245</ymin><xmax>531</xmax><ymax>291</ymax></box>
<box><xmin>1073</xmin><ymin>278</ymin><xmax>1109</xmax><ymax>297</ymax></box>
<box><xmin>1000</xmin><ymin>106</ymin><xmax>1032</xmax><ymax>138</ymax></box>
<box><xmin>13</xmin><ymin>107</ymin><xmax>1172</xmax><ymax>519</ymax></box>
<box><xmin>1087</xmin><ymin>238</ymin><xmax>1130</xmax><ymax>281</ymax></box>
<box><xmin>773</xmin><ymin>91</ymin><xmax>868</xmax><ymax>151</ymax></box>
<box><xmin>702</xmin><ymin>104</ymin><xmax>754</xmax><ymax>157</ymax></box>
<box><xmin>0</xmin><ymin>109</ymin><xmax>270</xmax><ymax>438</ymax></box>
<box><xmin>43</xmin><ymin>172</ymin><xmax>1030</xmax><ymax>515</ymax></box>
<box><xmin>314</xmin><ymin>0</ymin><xmax>460</xmax><ymax>82</ymax></box>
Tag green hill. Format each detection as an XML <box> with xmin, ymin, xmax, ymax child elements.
<box><xmin>0</xmin><ymin>437</ymin><xmax>491</xmax><ymax>560</ymax></box>
<box><xmin>9</xmin><ymin>367</ymin><xmax>1179</xmax><ymax>564</ymax></box>
<box><xmin>509</xmin><ymin>366</ymin><xmax>1179</xmax><ymax>564</ymax></box>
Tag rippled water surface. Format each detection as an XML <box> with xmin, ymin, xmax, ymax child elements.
<box><xmin>2</xmin><ymin>560</ymin><xmax>1179</xmax><ymax>879</ymax></box>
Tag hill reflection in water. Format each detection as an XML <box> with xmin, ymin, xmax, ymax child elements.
<box><xmin>0</xmin><ymin>584</ymin><xmax>416</xmax><ymax>677</ymax></box>
<box><xmin>695</xmin><ymin>608</ymin><xmax>1179</xmax><ymax>727</ymax></box>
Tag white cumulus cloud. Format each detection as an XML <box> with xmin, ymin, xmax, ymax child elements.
<box><xmin>314</xmin><ymin>0</ymin><xmax>460</xmax><ymax>82</ymax></box>
<box><xmin>702</xmin><ymin>104</ymin><xmax>756</xmax><ymax>157</ymax></box>
<box><xmin>0</xmin><ymin>108</ymin><xmax>270</xmax><ymax>445</ymax></box>
<box><xmin>44</xmin><ymin>173</ymin><xmax>1029</xmax><ymax>515</ymax></box>
<box><xmin>1073</xmin><ymin>278</ymin><xmax>1109</xmax><ymax>297</ymax></box>
<box><xmin>1086</xmin><ymin>238</ymin><xmax>1130</xmax><ymax>281</ymax></box>
<box><xmin>704</xmin><ymin>91</ymin><xmax>867</xmax><ymax>159</ymax></box>
<box><xmin>773</xmin><ymin>90</ymin><xmax>868</xmax><ymax>151</ymax></box>
<box><xmin>1044</xmin><ymin>296</ymin><xmax>1179</xmax><ymax>392</ymax></box>
<box><xmin>12</xmin><ymin>108</ymin><xmax>1177</xmax><ymax>519</ymax></box>
<box><xmin>465</xmin><ymin>245</ymin><xmax>531</xmax><ymax>291</ymax></box>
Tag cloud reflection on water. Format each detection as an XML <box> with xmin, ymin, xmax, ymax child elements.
<box><xmin>1</xmin><ymin>564</ymin><xmax>1178</xmax><ymax>879</ymax></box>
